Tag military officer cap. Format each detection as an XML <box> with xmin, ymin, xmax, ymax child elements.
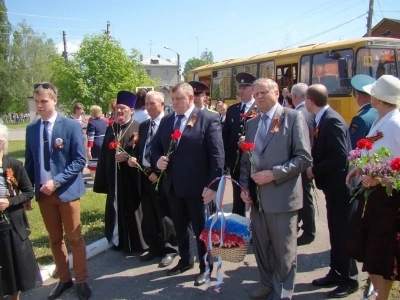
<box><xmin>188</xmin><ymin>81</ymin><xmax>209</xmax><ymax>95</ymax></box>
<box><xmin>351</xmin><ymin>75</ymin><xmax>375</xmax><ymax>94</ymax></box>
<box><xmin>236</xmin><ymin>72</ymin><xmax>256</xmax><ymax>87</ymax></box>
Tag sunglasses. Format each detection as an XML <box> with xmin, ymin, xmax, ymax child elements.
<box><xmin>34</xmin><ymin>83</ymin><xmax>56</xmax><ymax>95</ymax></box>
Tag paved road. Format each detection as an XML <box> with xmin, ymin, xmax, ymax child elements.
<box><xmin>9</xmin><ymin>128</ymin><xmax>27</xmax><ymax>140</ymax></box>
<box><xmin>22</xmin><ymin>180</ymin><xmax>368</xmax><ymax>300</ymax></box>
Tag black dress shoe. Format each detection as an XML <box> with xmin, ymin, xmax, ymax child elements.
<box><xmin>312</xmin><ymin>275</ymin><xmax>342</xmax><ymax>287</ymax></box>
<box><xmin>139</xmin><ymin>251</ymin><xmax>162</xmax><ymax>262</ymax></box>
<box><xmin>48</xmin><ymin>280</ymin><xmax>73</xmax><ymax>300</ymax></box>
<box><xmin>328</xmin><ymin>282</ymin><xmax>359</xmax><ymax>298</ymax></box>
<box><xmin>167</xmin><ymin>263</ymin><xmax>194</xmax><ymax>276</ymax></box>
<box><xmin>77</xmin><ymin>282</ymin><xmax>92</xmax><ymax>300</ymax></box>
<box><xmin>194</xmin><ymin>272</ymin><xmax>207</xmax><ymax>286</ymax></box>
<box><xmin>297</xmin><ymin>232</ymin><xmax>315</xmax><ymax>246</ymax></box>
<box><xmin>158</xmin><ymin>253</ymin><xmax>177</xmax><ymax>268</ymax></box>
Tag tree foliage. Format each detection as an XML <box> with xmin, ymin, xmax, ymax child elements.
<box><xmin>52</xmin><ymin>34</ymin><xmax>157</xmax><ymax>114</ymax></box>
<box><xmin>183</xmin><ymin>50</ymin><xmax>214</xmax><ymax>81</ymax></box>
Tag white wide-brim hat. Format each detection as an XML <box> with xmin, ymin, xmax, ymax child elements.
<box><xmin>362</xmin><ymin>75</ymin><xmax>400</xmax><ymax>105</ymax></box>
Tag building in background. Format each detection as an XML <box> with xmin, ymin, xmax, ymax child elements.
<box><xmin>365</xmin><ymin>18</ymin><xmax>400</xmax><ymax>39</ymax></box>
<box><xmin>141</xmin><ymin>55</ymin><xmax>183</xmax><ymax>104</ymax></box>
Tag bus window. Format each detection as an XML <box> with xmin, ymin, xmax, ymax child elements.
<box><xmin>300</xmin><ymin>55</ymin><xmax>311</xmax><ymax>85</ymax></box>
<box><xmin>259</xmin><ymin>61</ymin><xmax>275</xmax><ymax>79</ymax></box>
<box><xmin>312</xmin><ymin>49</ymin><xmax>353</xmax><ymax>95</ymax></box>
<box><xmin>356</xmin><ymin>48</ymin><xmax>397</xmax><ymax>79</ymax></box>
<box><xmin>233</xmin><ymin>64</ymin><xmax>257</xmax><ymax>96</ymax></box>
<box><xmin>276</xmin><ymin>64</ymin><xmax>297</xmax><ymax>88</ymax></box>
<box><xmin>194</xmin><ymin>73</ymin><xmax>199</xmax><ymax>81</ymax></box>
<box><xmin>211</xmin><ymin>68</ymin><xmax>232</xmax><ymax>100</ymax></box>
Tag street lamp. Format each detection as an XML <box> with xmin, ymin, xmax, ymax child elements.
<box><xmin>164</xmin><ymin>46</ymin><xmax>180</xmax><ymax>83</ymax></box>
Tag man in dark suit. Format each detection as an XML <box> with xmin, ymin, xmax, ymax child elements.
<box><xmin>152</xmin><ymin>82</ymin><xmax>224</xmax><ymax>286</ymax></box>
<box><xmin>25</xmin><ymin>83</ymin><xmax>91</xmax><ymax>300</ymax></box>
<box><xmin>128</xmin><ymin>91</ymin><xmax>178</xmax><ymax>268</ymax></box>
<box><xmin>291</xmin><ymin>83</ymin><xmax>316</xmax><ymax>246</ymax></box>
<box><xmin>349</xmin><ymin>75</ymin><xmax>377</xmax><ymax>150</ymax></box>
<box><xmin>305</xmin><ymin>84</ymin><xmax>358</xmax><ymax>298</ymax></box>
<box><xmin>222</xmin><ymin>72</ymin><xmax>257</xmax><ymax>216</ymax></box>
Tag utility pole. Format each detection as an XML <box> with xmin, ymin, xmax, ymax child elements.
<box><xmin>149</xmin><ymin>40</ymin><xmax>152</xmax><ymax>56</ymax></box>
<box><xmin>177</xmin><ymin>53</ymin><xmax>180</xmax><ymax>83</ymax></box>
<box><xmin>196</xmin><ymin>36</ymin><xmax>199</xmax><ymax>58</ymax></box>
<box><xmin>106</xmin><ymin>21</ymin><xmax>111</xmax><ymax>40</ymax></box>
<box><xmin>62</xmin><ymin>31</ymin><xmax>68</xmax><ymax>62</ymax></box>
<box><xmin>366</xmin><ymin>0</ymin><xmax>374</xmax><ymax>37</ymax></box>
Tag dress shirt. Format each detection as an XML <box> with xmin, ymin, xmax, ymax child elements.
<box><xmin>294</xmin><ymin>102</ymin><xmax>306</xmax><ymax>110</ymax></box>
<box><xmin>40</xmin><ymin>113</ymin><xmax>58</xmax><ymax>184</ymax></box>
<box><xmin>241</xmin><ymin>99</ymin><xmax>255</xmax><ymax>113</ymax></box>
<box><xmin>315</xmin><ymin>105</ymin><xmax>330</xmax><ymax>127</ymax></box>
<box><xmin>255</xmin><ymin>103</ymin><xmax>279</xmax><ymax>138</ymax></box>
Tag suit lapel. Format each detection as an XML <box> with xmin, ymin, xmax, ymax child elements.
<box><xmin>183</xmin><ymin>107</ymin><xmax>200</xmax><ymax>134</ymax></box>
<box><xmin>248</xmin><ymin>115</ymin><xmax>260</xmax><ymax>143</ymax></box>
<box><xmin>51</xmin><ymin>115</ymin><xmax>63</xmax><ymax>154</ymax></box>
<box><xmin>32</xmin><ymin>120</ymin><xmax>41</xmax><ymax>160</ymax></box>
<box><xmin>262</xmin><ymin>105</ymin><xmax>285</xmax><ymax>152</ymax></box>
<box><xmin>140</xmin><ymin>120</ymin><xmax>150</xmax><ymax>157</ymax></box>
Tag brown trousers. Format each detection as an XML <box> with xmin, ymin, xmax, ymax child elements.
<box><xmin>38</xmin><ymin>192</ymin><xmax>88</xmax><ymax>283</ymax></box>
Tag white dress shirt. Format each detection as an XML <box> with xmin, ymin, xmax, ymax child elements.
<box><xmin>294</xmin><ymin>102</ymin><xmax>305</xmax><ymax>110</ymax></box>
<box><xmin>315</xmin><ymin>105</ymin><xmax>330</xmax><ymax>127</ymax></box>
<box><xmin>255</xmin><ymin>103</ymin><xmax>279</xmax><ymax>137</ymax></box>
<box><xmin>142</xmin><ymin>112</ymin><xmax>164</xmax><ymax>167</ymax></box>
<box><xmin>241</xmin><ymin>99</ymin><xmax>255</xmax><ymax>113</ymax></box>
<box><xmin>40</xmin><ymin>113</ymin><xmax>58</xmax><ymax>184</ymax></box>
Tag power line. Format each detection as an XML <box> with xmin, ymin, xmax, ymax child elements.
<box><xmin>377</xmin><ymin>0</ymin><xmax>385</xmax><ymax>18</ymax></box>
<box><xmin>2</xmin><ymin>11</ymin><xmax>104</xmax><ymax>22</ymax></box>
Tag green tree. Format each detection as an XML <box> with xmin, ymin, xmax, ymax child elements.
<box><xmin>0</xmin><ymin>0</ymin><xmax>11</xmax><ymax>113</ymax></box>
<box><xmin>200</xmin><ymin>50</ymin><xmax>214</xmax><ymax>64</ymax></box>
<box><xmin>183</xmin><ymin>58</ymin><xmax>208</xmax><ymax>82</ymax></box>
<box><xmin>52</xmin><ymin>34</ymin><xmax>157</xmax><ymax>114</ymax></box>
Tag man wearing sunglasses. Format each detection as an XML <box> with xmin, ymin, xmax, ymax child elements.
<box><xmin>25</xmin><ymin>82</ymin><xmax>91</xmax><ymax>300</ymax></box>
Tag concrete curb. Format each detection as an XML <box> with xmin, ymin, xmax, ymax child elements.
<box><xmin>39</xmin><ymin>237</ymin><xmax>111</xmax><ymax>282</ymax></box>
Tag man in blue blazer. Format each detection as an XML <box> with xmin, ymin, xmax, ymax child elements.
<box><xmin>25</xmin><ymin>83</ymin><xmax>91</xmax><ymax>300</ymax></box>
<box><xmin>152</xmin><ymin>82</ymin><xmax>224</xmax><ymax>287</ymax></box>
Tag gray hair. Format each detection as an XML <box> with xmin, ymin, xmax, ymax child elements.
<box><xmin>146</xmin><ymin>91</ymin><xmax>165</xmax><ymax>102</ymax></box>
<box><xmin>253</xmin><ymin>78</ymin><xmax>279</xmax><ymax>90</ymax></box>
<box><xmin>291</xmin><ymin>83</ymin><xmax>308</xmax><ymax>99</ymax></box>
<box><xmin>0</xmin><ymin>124</ymin><xmax>9</xmax><ymax>154</ymax></box>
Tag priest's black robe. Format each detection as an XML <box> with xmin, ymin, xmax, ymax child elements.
<box><xmin>93</xmin><ymin>119</ymin><xmax>147</xmax><ymax>252</ymax></box>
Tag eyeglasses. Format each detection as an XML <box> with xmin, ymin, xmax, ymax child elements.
<box><xmin>34</xmin><ymin>83</ymin><xmax>56</xmax><ymax>95</ymax></box>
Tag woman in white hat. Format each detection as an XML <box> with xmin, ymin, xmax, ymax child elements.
<box><xmin>346</xmin><ymin>75</ymin><xmax>400</xmax><ymax>300</ymax></box>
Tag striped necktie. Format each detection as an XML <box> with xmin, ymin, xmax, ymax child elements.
<box><xmin>144</xmin><ymin>120</ymin><xmax>156</xmax><ymax>163</ymax></box>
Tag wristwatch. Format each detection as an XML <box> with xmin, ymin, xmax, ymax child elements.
<box><xmin>53</xmin><ymin>180</ymin><xmax>61</xmax><ymax>188</ymax></box>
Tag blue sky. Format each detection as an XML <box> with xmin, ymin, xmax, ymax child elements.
<box><xmin>6</xmin><ymin>0</ymin><xmax>400</xmax><ymax>66</ymax></box>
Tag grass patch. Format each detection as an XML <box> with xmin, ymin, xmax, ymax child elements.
<box><xmin>8</xmin><ymin>140</ymin><xmax>25</xmax><ymax>162</ymax></box>
<box><xmin>7</xmin><ymin>140</ymin><xmax>107</xmax><ymax>267</ymax></box>
<box><xmin>5</xmin><ymin>122</ymin><xmax>29</xmax><ymax>129</ymax></box>
<box><xmin>390</xmin><ymin>282</ymin><xmax>400</xmax><ymax>300</ymax></box>
<box><xmin>27</xmin><ymin>191</ymin><xmax>106</xmax><ymax>266</ymax></box>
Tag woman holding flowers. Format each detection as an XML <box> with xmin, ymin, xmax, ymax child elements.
<box><xmin>346</xmin><ymin>75</ymin><xmax>400</xmax><ymax>300</ymax></box>
<box><xmin>0</xmin><ymin>124</ymin><xmax>42</xmax><ymax>300</ymax></box>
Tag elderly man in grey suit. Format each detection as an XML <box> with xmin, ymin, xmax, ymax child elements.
<box><xmin>240</xmin><ymin>78</ymin><xmax>312</xmax><ymax>300</ymax></box>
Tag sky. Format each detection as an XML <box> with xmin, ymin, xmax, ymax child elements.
<box><xmin>5</xmin><ymin>0</ymin><xmax>400</xmax><ymax>67</ymax></box>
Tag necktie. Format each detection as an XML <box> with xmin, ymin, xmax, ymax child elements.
<box><xmin>254</xmin><ymin>114</ymin><xmax>268</xmax><ymax>155</ymax></box>
<box><xmin>240</xmin><ymin>103</ymin><xmax>246</xmax><ymax>114</ymax></box>
<box><xmin>42</xmin><ymin>121</ymin><xmax>51</xmax><ymax>171</ymax></box>
<box><xmin>174</xmin><ymin>114</ymin><xmax>184</xmax><ymax>131</ymax></box>
<box><xmin>144</xmin><ymin>120</ymin><xmax>156</xmax><ymax>163</ymax></box>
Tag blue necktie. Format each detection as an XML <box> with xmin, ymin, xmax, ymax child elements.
<box><xmin>255</xmin><ymin>114</ymin><xmax>268</xmax><ymax>154</ymax></box>
<box><xmin>144</xmin><ymin>120</ymin><xmax>155</xmax><ymax>163</ymax></box>
<box><xmin>43</xmin><ymin>121</ymin><xmax>51</xmax><ymax>171</ymax></box>
<box><xmin>174</xmin><ymin>115</ymin><xmax>184</xmax><ymax>131</ymax></box>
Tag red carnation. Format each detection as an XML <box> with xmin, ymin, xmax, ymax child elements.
<box><xmin>356</xmin><ymin>139</ymin><xmax>373</xmax><ymax>151</ymax></box>
<box><xmin>107</xmin><ymin>119</ymin><xmax>115</xmax><ymax>126</ymax></box>
<box><xmin>390</xmin><ymin>158</ymin><xmax>400</xmax><ymax>172</ymax></box>
<box><xmin>365</xmin><ymin>141</ymin><xmax>373</xmax><ymax>150</ymax></box>
<box><xmin>240</xmin><ymin>142</ymin><xmax>255</xmax><ymax>152</ymax></box>
<box><xmin>240</xmin><ymin>113</ymin><xmax>248</xmax><ymax>118</ymax></box>
<box><xmin>108</xmin><ymin>142</ymin><xmax>116</xmax><ymax>149</ymax></box>
<box><xmin>171</xmin><ymin>129</ymin><xmax>182</xmax><ymax>140</ymax></box>
<box><xmin>118</xmin><ymin>117</ymin><xmax>124</xmax><ymax>123</ymax></box>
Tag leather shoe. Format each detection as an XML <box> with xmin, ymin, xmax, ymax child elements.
<box><xmin>167</xmin><ymin>263</ymin><xmax>194</xmax><ymax>276</ymax></box>
<box><xmin>48</xmin><ymin>280</ymin><xmax>73</xmax><ymax>300</ymax></box>
<box><xmin>77</xmin><ymin>282</ymin><xmax>91</xmax><ymax>300</ymax></box>
<box><xmin>328</xmin><ymin>282</ymin><xmax>359</xmax><ymax>298</ymax></box>
<box><xmin>158</xmin><ymin>253</ymin><xmax>177</xmax><ymax>268</ymax></box>
<box><xmin>297</xmin><ymin>232</ymin><xmax>315</xmax><ymax>246</ymax></box>
<box><xmin>312</xmin><ymin>275</ymin><xmax>342</xmax><ymax>287</ymax></box>
<box><xmin>194</xmin><ymin>272</ymin><xmax>207</xmax><ymax>286</ymax></box>
<box><xmin>249</xmin><ymin>286</ymin><xmax>273</xmax><ymax>299</ymax></box>
<box><xmin>139</xmin><ymin>251</ymin><xmax>162</xmax><ymax>262</ymax></box>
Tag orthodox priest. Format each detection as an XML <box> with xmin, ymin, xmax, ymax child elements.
<box><xmin>94</xmin><ymin>91</ymin><xmax>147</xmax><ymax>253</ymax></box>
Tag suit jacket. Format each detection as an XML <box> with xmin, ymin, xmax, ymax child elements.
<box><xmin>349</xmin><ymin>103</ymin><xmax>378</xmax><ymax>149</ymax></box>
<box><xmin>25</xmin><ymin>114</ymin><xmax>86</xmax><ymax>201</ymax></box>
<box><xmin>222</xmin><ymin>101</ymin><xmax>258</xmax><ymax>169</ymax></box>
<box><xmin>296</xmin><ymin>104</ymin><xmax>315</xmax><ymax>145</ymax></box>
<box><xmin>151</xmin><ymin>107</ymin><xmax>224</xmax><ymax>197</ymax></box>
<box><xmin>3</xmin><ymin>156</ymin><xmax>34</xmax><ymax>240</ymax></box>
<box><xmin>312</xmin><ymin>107</ymin><xmax>351</xmax><ymax>190</ymax></box>
<box><xmin>240</xmin><ymin>105</ymin><xmax>312</xmax><ymax>213</ymax></box>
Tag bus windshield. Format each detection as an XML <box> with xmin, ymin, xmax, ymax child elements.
<box><xmin>356</xmin><ymin>48</ymin><xmax>398</xmax><ymax>79</ymax></box>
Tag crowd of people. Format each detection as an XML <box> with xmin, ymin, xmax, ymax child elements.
<box><xmin>0</xmin><ymin>73</ymin><xmax>399</xmax><ymax>300</ymax></box>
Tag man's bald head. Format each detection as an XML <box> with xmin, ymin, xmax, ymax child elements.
<box><xmin>306</xmin><ymin>84</ymin><xmax>328</xmax><ymax>107</ymax></box>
